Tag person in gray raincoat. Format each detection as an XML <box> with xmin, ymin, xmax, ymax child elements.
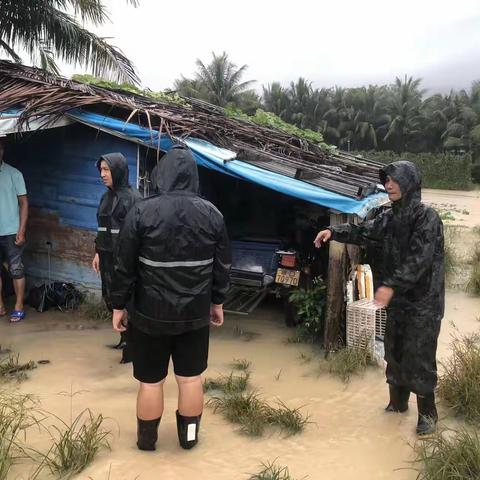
<box><xmin>314</xmin><ymin>161</ymin><xmax>444</xmax><ymax>436</ymax></box>
<box><xmin>92</xmin><ymin>153</ymin><xmax>141</xmax><ymax>363</ymax></box>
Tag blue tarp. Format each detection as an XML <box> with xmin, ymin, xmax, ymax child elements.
<box><xmin>66</xmin><ymin>109</ymin><xmax>388</xmax><ymax>218</ymax></box>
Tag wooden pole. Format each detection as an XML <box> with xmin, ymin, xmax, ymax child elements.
<box><xmin>323</xmin><ymin>213</ymin><xmax>361</xmax><ymax>354</ymax></box>
<box><xmin>324</xmin><ymin>213</ymin><xmax>347</xmax><ymax>353</ymax></box>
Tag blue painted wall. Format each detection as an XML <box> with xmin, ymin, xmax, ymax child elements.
<box><xmin>9</xmin><ymin>123</ymin><xmax>138</xmax><ymax>231</ymax></box>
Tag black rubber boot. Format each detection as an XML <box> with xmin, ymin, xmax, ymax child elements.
<box><xmin>119</xmin><ymin>330</ymin><xmax>132</xmax><ymax>364</ymax></box>
<box><xmin>176</xmin><ymin>410</ymin><xmax>202</xmax><ymax>450</ymax></box>
<box><xmin>120</xmin><ymin>342</ymin><xmax>132</xmax><ymax>364</ymax></box>
<box><xmin>416</xmin><ymin>393</ymin><xmax>438</xmax><ymax>436</ymax></box>
<box><xmin>385</xmin><ymin>385</ymin><xmax>410</xmax><ymax>413</ymax></box>
<box><xmin>110</xmin><ymin>332</ymin><xmax>126</xmax><ymax>350</ymax></box>
<box><xmin>136</xmin><ymin>417</ymin><xmax>161</xmax><ymax>451</ymax></box>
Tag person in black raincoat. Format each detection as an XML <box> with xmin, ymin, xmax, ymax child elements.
<box><xmin>110</xmin><ymin>146</ymin><xmax>231</xmax><ymax>451</ymax></box>
<box><xmin>314</xmin><ymin>161</ymin><xmax>444</xmax><ymax>436</ymax></box>
<box><xmin>92</xmin><ymin>152</ymin><xmax>141</xmax><ymax>363</ymax></box>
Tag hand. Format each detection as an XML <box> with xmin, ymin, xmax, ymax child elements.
<box><xmin>210</xmin><ymin>304</ymin><xmax>224</xmax><ymax>327</ymax></box>
<box><xmin>374</xmin><ymin>286</ymin><xmax>394</xmax><ymax>308</ymax></box>
<box><xmin>92</xmin><ymin>253</ymin><xmax>100</xmax><ymax>274</ymax></box>
<box><xmin>112</xmin><ymin>309</ymin><xmax>127</xmax><ymax>332</ymax></box>
<box><xmin>314</xmin><ymin>229</ymin><xmax>332</xmax><ymax>248</ymax></box>
<box><xmin>15</xmin><ymin>231</ymin><xmax>26</xmax><ymax>246</ymax></box>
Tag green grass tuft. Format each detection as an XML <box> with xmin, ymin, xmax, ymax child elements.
<box><xmin>297</xmin><ymin>353</ymin><xmax>312</xmax><ymax>364</ymax></box>
<box><xmin>249</xmin><ymin>461</ymin><xmax>297</xmax><ymax>480</ymax></box>
<box><xmin>438</xmin><ymin>331</ymin><xmax>480</xmax><ymax>423</ymax></box>
<box><xmin>231</xmin><ymin>359</ymin><xmax>252</xmax><ymax>372</ymax></box>
<box><xmin>0</xmin><ymin>392</ymin><xmax>39</xmax><ymax>480</ymax></box>
<box><xmin>41</xmin><ymin>409</ymin><xmax>110</xmax><ymax>479</ymax></box>
<box><xmin>265</xmin><ymin>401</ymin><xmax>310</xmax><ymax>437</ymax></box>
<box><xmin>208</xmin><ymin>392</ymin><xmax>268</xmax><ymax>437</ymax></box>
<box><xmin>0</xmin><ymin>353</ymin><xmax>37</xmax><ymax>382</ymax></box>
<box><xmin>443</xmin><ymin>225</ymin><xmax>458</xmax><ymax>281</ymax></box>
<box><xmin>80</xmin><ymin>299</ymin><xmax>111</xmax><ymax>322</ymax></box>
<box><xmin>321</xmin><ymin>344</ymin><xmax>377</xmax><ymax>383</ymax></box>
<box><xmin>414</xmin><ymin>425</ymin><xmax>480</xmax><ymax>479</ymax></box>
<box><xmin>466</xmin><ymin>243</ymin><xmax>480</xmax><ymax>295</ymax></box>
<box><xmin>204</xmin><ymin>372</ymin><xmax>250</xmax><ymax>395</ymax></box>
<box><xmin>208</xmin><ymin>392</ymin><xmax>308</xmax><ymax>438</ymax></box>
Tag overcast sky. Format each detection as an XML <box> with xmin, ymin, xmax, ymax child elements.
<box><xmin>62</xmin><ymin>0</ymin><xmax>480</xmax><ymax>95</ymax></box>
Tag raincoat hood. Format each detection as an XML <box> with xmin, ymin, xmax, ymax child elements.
<box><xmin>152</xmin><ymin>147</ymin><xmax>199</xmax><ymax>194</ymax></box>
<box><xmin>96</xmin><ymin>152</ymin><xmax>130</xmax><ymax>190</ymax></box>
<box><xmin>379</xmin><ymin>161</ymin><xmax>422</xmax><ymax>209</ymax></box>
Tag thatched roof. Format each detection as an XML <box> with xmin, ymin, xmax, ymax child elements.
<box><xmin>0</xmin><ymin>60</ymin><xmax>385</xmax><ymax>199</ymax></box>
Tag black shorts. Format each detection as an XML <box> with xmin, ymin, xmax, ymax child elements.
<box><xmin>129</xmin><ymin>323</ymin><xmax>210</xmax><ymax>383</ymax></box>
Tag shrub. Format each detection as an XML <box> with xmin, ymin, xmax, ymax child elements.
<box><xmin>472</xmin><ymin>163</ymin><xmax>480</xmax><ymax>184</ymax></box>
<box><xmin>356</xmin><ymin>151</ymin><xmax>472</xmax><ymax>190</ymax></box>
<box><xmin>288</xmin><ymin>277</ymin><xmax>327</xmax><ymax>343</ymax></box>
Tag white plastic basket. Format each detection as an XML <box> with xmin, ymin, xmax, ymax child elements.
<box><xmin>346</xmin><ymin>299</ymin><xmax>387</xmax><ymax>360</ymax></box>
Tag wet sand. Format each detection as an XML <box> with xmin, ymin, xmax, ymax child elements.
<box><xmin>1</xmin><ymin>188</ymin><xmax>479</xmax><ymax>480</ymax></box>
<box><xmin>423</xmin><ymin>188</ymin><xmax>480</xmax><ymax>229</ymax></box>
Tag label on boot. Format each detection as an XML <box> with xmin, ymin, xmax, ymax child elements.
<box><xmin>187</xmin><ymin>423</ymin><xmax>196</xmax><ymax>442</ymax></box>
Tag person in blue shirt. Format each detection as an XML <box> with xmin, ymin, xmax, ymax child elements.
<box><xmin>0</xmin><ymin>137</ymin><xmax>29</xmax><ymax>322</ymax></box>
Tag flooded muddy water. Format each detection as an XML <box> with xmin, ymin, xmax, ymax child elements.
<box><xmin>2</xmin><ymin>289</ymin><xmax>479</xmax><ymax>480</ymax></box>
<box><xmin>1</xmin><ymin>188</ymin><xmax>479</xmax><ymax>480</ymax></box>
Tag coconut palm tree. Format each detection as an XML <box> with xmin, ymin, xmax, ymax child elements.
<box><xmin>262</xmin><ymin>82</ymin><xmax>291</xmax><ymax>120</ymax></box>
<box><xmin>0</xmin><ymin>0</ymin><xmax>139</xmax><ymax>83</ymax></box>
<box><xmin>186</xmin><ymin>51</ymin><xmax>256</xmax><ymax>107</ymax></box>
<box><xmin>384</xmin><ymin>76</ymin><xmax>425</xmax><ymax>152</ymax></box>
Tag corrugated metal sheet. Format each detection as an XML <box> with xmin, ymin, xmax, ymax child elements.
<box><xmin>9</xmin><ymin>123</ymin><xmax>137</xmax><ymax>230</ymax></box>
<box><xmin>6</xmin><ymin>124</ymin><xmax>138</xmax><ymax>289</ymax></box>
<box><xmin>23</xmin><ymin>208</ymin><xmax>99</xmax><ymax>289</ymax></box>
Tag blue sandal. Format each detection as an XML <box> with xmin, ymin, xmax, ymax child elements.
<box><xmin>9</xmin><ymin>310</ymin><xmax>25</xmax><ymax>323</ymax></box>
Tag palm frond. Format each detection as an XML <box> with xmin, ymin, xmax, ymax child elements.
<box><xmin>0</xmin><ymin>39</ymin><xmax>22</xmax><ymax>63</ymax></box>
<box><xmin>38</xmin><ymin>42</ymin><xmax>60</xmax><ymax>75</ymax></box>
<box><xmin>0</xmin><ymin>0</ymin><xmax>138</xmax><ymax>83</ymax></box>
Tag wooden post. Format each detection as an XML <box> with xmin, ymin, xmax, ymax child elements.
<box><xmin>346</xmin><ymin>213</ymin><xmax>361</xmax><ymax>271</ymax></box>
<box><xmin>324</xmin><ymin>213</ymin><xmax>362</xmax><ymax>353</ymax></box>
<box><xmin>324</xmin><ymin>213</ymin><xmax>347</xmax><ymax>353</ymax></box>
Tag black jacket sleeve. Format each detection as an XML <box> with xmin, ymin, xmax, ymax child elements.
<box><xmin>382</xmin><ymin>209</ymin><xmax>441</xmax><ymax>292</ymax></box>
<box><xmin>330</xmin><ymin>212</ymin><xmax>386</xmax><ymax>246</ymax></box>
<box><xmin>110</xmin><ymin>206</ymin><xmax>141</xmax><ymax>310</ymax></box>
<box><xmin>211</xmin><ymin>221</ymin><xmax>231</xmax><ymax>305</ymax></box>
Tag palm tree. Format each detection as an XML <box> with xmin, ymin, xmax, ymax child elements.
<box><xmin>320</xmin><ymin>86</ymin><xmax>356</xmax><ymax>149</ymax></box>
<box><xmin>186</xmin><ymin>51</ymin><xmax>256</xmax><ymax>108</ymax></box>
<box><xmin>262</xmin><ymin>82</ymin><xmax>290</xmax><ymax>120</ymax></box>
<box><xmin>0</xmin><ymin>0</ymin><xmax>139</xmax><ymax>83</ymax></box>
<box><xmin>384</xmin><ymin>76</ymin><xmax>425</xmax><ymax>152</ymax></box>
<box><xmin>351</xmin><ymin>86</ymin><xmax>391</xmax><ymax>150</ymax></box>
